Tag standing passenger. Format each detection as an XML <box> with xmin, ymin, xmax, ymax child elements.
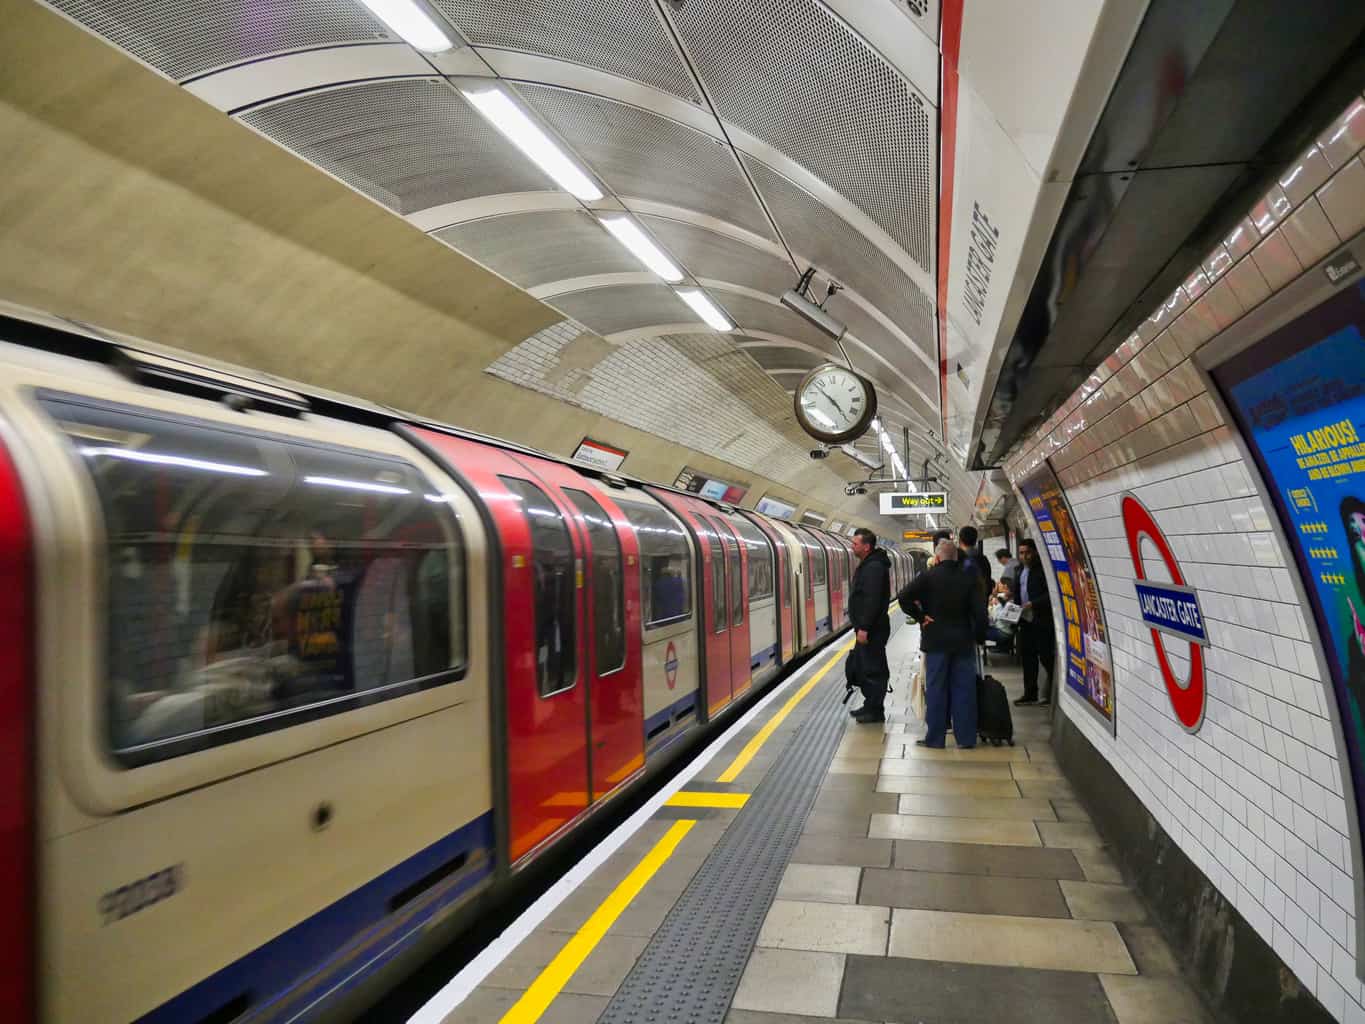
<box><xmin>898</xmin><ymin>539</ymin><xmax>985</xmax><ymax>748</ymax></box>
<box><xmin>1012</xmin><ymin>538</ymin><xmax>1055</xmax><ymax>706</ymax></box>
<box><xmin>847</xmin><ymin>528</ymin><xmax>892</xmax><ymax>724</ymax></box>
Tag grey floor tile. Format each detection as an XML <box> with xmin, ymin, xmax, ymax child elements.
<box><xmin>859</xmin><ymin>867</ymin><xmax>1070</xmax><ymax>918</ymax></box>
<box><xmin>819</xmin><ymin>773</ymin><xmax>882</xmax><ymax>793</ymax></box>
<box><xmin>1101</xmin><ymin>974</ymin><xmax>1215</xmax><ymax>1023</ymax></box>
<box><xmin>778</xmin><ymin>863</ymin><xmax>862</xmax><ymax>904</ymax></box>
<box><xmin>541</xmin><ymin>883</ymin><xmax>679</xmax><ymax>938</ymax></box>
<box><xmin>889</xmin><ymin>908</ymin><xmax>1136</xmax><ymax>974</ymax></box>
<box><xmin>879</xmin><ymin>758</ymin><xmax>1016</xmax><ymax>780</ymax></box>
<box><xmin>803</xmin><ymin>808</ymin><xmax>874</xmax><ymax>838</ymax></box>
<box><xmin>1038</xmin><ymin>821</ymin><xmax>1107</xmax><ymax>850</ymax></box>
<box><xmin>814</xmin><ymin>789</ymin><xmax>901</xmax><ymax>817</ymax></box>
<box><xmin>445</xmin><ymin>988</ymin><xmax>609</xmax><ymax>1023</ymax></box>
<box><xmin>726</xmin><ymin>1012</ymin><xmax>878</xmax><ymax>1024</ymax></box>
<box><xmin>732</xmin><ymin>948</ymin><xmax>846</xmax><ymax>1018</ymax></box>
<box><xmin>839</xmin><ymin>954</ymin><xmax>1118</xmax><ymax>1023</ymax></box>
<box><xmin>1116</xmin><ymin>923</ymin><xmax>1182</xmax><ymax>976</ymax></box>
<box><xmin>482</xmin><ymin>930</ymin><xmax>651</xmax><ymax>998</ymax></box>
<box><xmin>792</xmin><ymin>833</ymin><xmax>894</xmax><ymax>868</ymax></box>
<box><xmin>876</xmin><ymin>775</ymin><xmax>1022</xmax><ymax>798</ymax></box>
<box><xmin>1074</xmin><ymin>847</ymin><xmax>1124</xmax><ymax>884</ymax></box>
<box><xmin>1016</xmin><ymin>777</ymin><xmax>1079</xmax><ymax>800</ymax></box>
<box><xmin>1061</xmin><ymin>880</ymin><xmax>1148</xmax><ymax>922</ymax></box>
<box><xmin>896</xmin><ymin>794</ymin><xmax>1058</xmax><ymax>820</ymax></box>
<box><xmin>870</xmin><ymin>813</ymin><xmax>1041</xmax><ymax>846</ymax></box>
<box><xmin>757</xmin><ymin>899</ymin><xmax>891</xmax><ymax>955</ymax></box>
<box><xmin>893</xmin><ymin>839</ymin><xmax>1084</xmax><ymax>879</ymax></box>
<box><xmin>1052</xmin><ymin>798</ymin><xmax>1094</xmax><ymax>822</ymax></box>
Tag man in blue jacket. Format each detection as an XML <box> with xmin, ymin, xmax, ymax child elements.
<box><xmin>847</xmin><ymin>528</ymin><xmax>892</xmax><ymax>724</ymax></box>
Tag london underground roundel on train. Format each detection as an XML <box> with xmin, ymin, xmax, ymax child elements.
<box><xmin>1121</xmin><ymin>494</ymin><xmax>1210</xmax><ymax>731</ymax></box>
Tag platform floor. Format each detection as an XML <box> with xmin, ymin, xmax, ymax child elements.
<box><xmin>441</xmin><ymin>624</ymin><xmax>1215</xmax><ymax>1024</ymax></box>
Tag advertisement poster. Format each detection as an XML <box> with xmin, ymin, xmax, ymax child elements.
<box><xmin>1214</xmin><ymin>279</ymin><xmax>1365</xmax><ymax>848</ymax></box>
<box><xmin>1020</xmin><ymin>462</ymin><xmax>1115</xmax><ymax>731</ymax></box>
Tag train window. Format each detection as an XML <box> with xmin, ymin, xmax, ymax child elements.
<box><xmin>38</xmin><ymin>394</ymin><xmax>464</xmax><ymax>766</ymax></box>
<box><xmin>499</xmin><ymin>477</ymin><xmax>577</xmax><ymax>697</ymax></box>
<box><xmin>618</xmin><ymin>501</ymin><xmax>691</xmax><ymax>628</ymax></box>
<box><xmin>731</xmin><ymin>519</ymin><xmax>773</xmax><ymax>602</ymax></box>
<box><xmin>564</xmin><ymin>489</ymin><xmax>625</xmax><ymax>675</ymax></box>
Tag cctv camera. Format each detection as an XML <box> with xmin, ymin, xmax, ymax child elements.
<box><xmin>809</xmin><ymin>446</ymin><xmax>830</xmax><ymax>460</ymax></box>
<box><xmin>781</xmin><ymin>288</ymin><xmax>846</xmax><ymax>341</ymax></box>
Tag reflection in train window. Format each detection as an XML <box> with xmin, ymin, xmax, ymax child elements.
<box><xmin>500</xmin><ymin>477</ymin><xmax>578</xmax><ymax>698</ymax></box>
<box><xmin>732</xmin><ymin>518</ymin><xmax>773</xmax><ymax>602</ymax></box>
<box><xmin>718</xmin><ymin>525</ymin><xmax>743</xmax><ymax>627</ymax></box>
<box><xmin>38</xmin><ymin>394</ymin><xmax>463</xmax><ymax>766</ymax></box>
<box><xmin>809</xmin><ymin>538</ymin><xmax>828</xmax><ymax>585</ymax></box>
<box><xmin>618</xmin><ymin>501</ymin><xmax>691</xmax><ymax>628</ymax></box>
<box><xmin>709</xmin><ymin>531</ymin><xmax>726</xmax><ymax>634</ymax></box>
<box><xmin>564</xmin><ymin>488</ymin><xmax>625</xmax><ymax>675</ymax></box>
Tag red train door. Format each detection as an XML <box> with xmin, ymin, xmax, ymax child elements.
<box><xmin>711</xmin><ymin>515</ymin><xmax>751</xmax><ymax>698</ymax></box>
<box><xmin>407</xmin><ymin>430</ymin><xmax>588</xmax><ymax>864</ymax></box>
<box><xmin>743</xmin><ymin>513</ymin><xmax>794</xmax><ymax>663</ymax></box>
<box><xmin>513</xmin><ymin>458</ymin><xmax>645</xmax><ymax>800</ymax></box>
<box><xmin>647</xmin><ymin>489</ymin><xmax>732</xmax><ymax>718</ymax></box>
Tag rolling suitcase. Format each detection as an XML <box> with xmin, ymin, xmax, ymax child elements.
<box><xmin>976</xmin><ymin>672</ymin><xmax>1014</xmax><ymax>746</ymax></box>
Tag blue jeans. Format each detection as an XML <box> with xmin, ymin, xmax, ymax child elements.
<box><xmin>924</xmin><ymin>650</ymin><xmax>978</xmax><ymax>748</ymax></box>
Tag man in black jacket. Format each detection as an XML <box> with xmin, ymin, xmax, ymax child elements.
<box><xmin>1012</xmin><ymin>538</ymin><xmax>1055</xmax><ymax>706</ymax></box>
<box><xmin>847</xmin><ymin>528</ymin><xmax>892</xmax><ymax>724</ymax></box>
<box><xmin>898</xmin><ymin>539</ymin><xmax>986</xmax><ymax>748</ymax></box>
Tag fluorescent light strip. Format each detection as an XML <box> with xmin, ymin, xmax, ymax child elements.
<box><xmin>80</xmin><ymin>446</ymin><xmax>266</xmax><ymax>477</ymax></box>
<box><xmin>462</xmin><ymin>88</ymin><xmax>603</xmax><ymax>201</ymax></box>
<box><xmin>304</xmin><ymin>475</ymin><xmax>411</xmax><ymax>496</ymax></box>
<box><xmin>358</xmin><ymin>0</ymin><xmax>453</xmax><ymax>53</ymax></box>
<box><xmin>675</xmin><ymin>288</ymin><xmax>733</xmax><ymax>331</ymax></box>
<box><xmin>598</xmin><ymin>216</ymin><xmax>683</xmax><ymax>282</ymax></box>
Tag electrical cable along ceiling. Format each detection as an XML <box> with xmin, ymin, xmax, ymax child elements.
<box><xmin>43</xmin><ymin>0</ymin><xmax>975</xmax><ymax>514</ymax></box>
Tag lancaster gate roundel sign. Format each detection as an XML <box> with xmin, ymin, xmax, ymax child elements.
<box><xmin>664</xmin><ymin>641</ymin><xmax>679</xmax><ymax>690</ymax></box>
<box><xmin>1121</xmin><ymin>494</ymin><xmax>1210</xmax><ymax>731</ymax></box>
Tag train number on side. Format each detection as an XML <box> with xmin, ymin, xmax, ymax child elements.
<box><xmin>99</xmin><ymin>865</ymin><xmax>183</xmax><ymax>925</ymax></box>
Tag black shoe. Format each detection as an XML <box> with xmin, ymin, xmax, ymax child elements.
<box><xmin>1038</xmin><ymin>697</ymin><xmax>1052</xmax><ymax>706</ymax></box>
<box><xmin>1013</xmin><ymin>696</ymin><xmax>1037</xmax><ymax>706</ymax></box>
<box><xmin>849</xmin><ymin>705</ymin><xmax>864</xmax><ymax>717</ymax></box>
<box><xmin>853</xmin><ymin>709</ymin><xmax>885</xmax><ymax>724</ymax></box>
<box><xmin>915</xmin><ymin>739</ymin><xmax>945</xmax><ymax>748</ymax></box>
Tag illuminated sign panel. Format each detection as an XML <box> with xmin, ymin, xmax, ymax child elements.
<box><xmin>571</xmin><ymin>437</ymin><xmax>628</xmax><ymax>471</ymax></box>
<box><xmin>879</xmin><ymin>491</ymin><xmax>947</xmax><ymax>515</ymax></box>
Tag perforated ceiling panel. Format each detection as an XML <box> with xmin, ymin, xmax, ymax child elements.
<box><xmin>829</xmin><ymin>295</ymin><xmax>936</xmax><ymax>391</ymax></box>
<box><xmin>743</xmin><ymin>156</ymin><xmax>936</xmax><ymax>364</ymax></box>
<box><xmin>669</xmin><ymin>0</ymin><xmax>934</xmax><ymax>270</ymax></box>
<box><xmin>434</xmin><ymin>210</ymin><xmax>641</xmax><ymax>289</ymax></box>
<box><xmin>638</xmin><ymin>216</ymin><xmax>795</xmax><ymax>299</ymax></box>
<box><xmin>435</xmin><ymin>0</ymin><xmax>699</xmax><ymax>103</ymax></box>
<box><xmin>549</xmin><ymin>284</ymin><xmax>694</xmax><ymax>337</ymax></box>
<box><xmin>742</xmin><ymin>344</ymin><xmax>821</xmax><ymax>372</ymax></box>
<box><xmin>240</xmin><ymin>79</ymin><xmax>556</xmax><ymax>215</ymax></box>
<box><xmin>46</xmin><ymin>0</ymin><xmax>393</xmax><ymax>82</ymax></box>
<box><xmin>516</xmin><ymin>85</ymin><xmax>775</xmax><ymax>241</ymax></box>
<box><xmin>722</xmin><ymin>293</ymin><xmax>839</xmax><ymax>356</ymax></box>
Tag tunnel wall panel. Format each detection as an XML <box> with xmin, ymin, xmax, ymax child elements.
<box><xmin>1006</xmin><ymin>93</ymin><xmax>1365</xmax><ymax>1023</ymax></box>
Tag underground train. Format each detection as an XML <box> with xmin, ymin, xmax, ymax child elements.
<box><xmin>0</xmin><ymin>310</ymin><xmax>914</xmax><ymax>1023</ymax></box>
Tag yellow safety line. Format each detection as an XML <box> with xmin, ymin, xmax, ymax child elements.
<box><xmin>498</xmin><ymin>819</ymin><xmax>696</xmax><ymax>1024</ymax></box>
<box><xmin>717</xmin><ymin>636</ymin><xmax>856</xmax><ymax>783</ymax></box>
<box><xmin>665</xmin><ymin>791</ymin><xmax>750</xmax><ymax>809</ymax></box>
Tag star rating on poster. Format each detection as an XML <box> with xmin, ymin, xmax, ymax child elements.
<box><xmin>1308</xmin><ymin>546</ymin><xmax>1339</xmax><ymax>560</ymax></box>
<box><xmin>1299</xmin><ymin>521</ymin><xmax>1330</xmax><ymax>535</ymax></box>
<box><xmin>1320</xmin><ymin>572</ymin><xmax>1347</xmax><ymax>586</ymax></box>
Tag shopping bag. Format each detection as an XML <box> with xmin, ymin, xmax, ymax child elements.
<box><xmin>910</xmin><ymin>657</ymin><xmax>927</xmax><ymax>722</ymax></box>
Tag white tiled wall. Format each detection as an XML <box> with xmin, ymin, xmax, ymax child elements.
<box><xmin>1006</xmin><ymin>92</ymin><xmax>1365</xmax><ymax>1021</ymax></box>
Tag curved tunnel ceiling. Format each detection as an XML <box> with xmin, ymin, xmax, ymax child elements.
<box><xmin>40</xmin><ymin>0</ymin><xmax>974</xmax><ymax>510</ymax></box>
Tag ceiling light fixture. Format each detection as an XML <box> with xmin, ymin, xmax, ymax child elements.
<box><xmin>358</xmin><ymin>0</ymin><xmax>454</xmax><ymax>53</ymax></box>
<box><xmin>675</xmin><ymin>288</ymin><xmax>734</xmax><ymax>331</ymax></box>
<box><xmin>598</xmin><ymin>215</ymin><xmax>683</xmax><ymax>282</ymax></box>
<box><xmin>462</xmin><ymin>87</ymin><xmax>603</xmax><ymax>201</ymax></box>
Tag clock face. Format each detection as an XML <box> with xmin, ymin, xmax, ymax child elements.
<box><xmin>794</xmin><ymin>363</ymin><xmax>877</xmax><ymax>443</ymax></box>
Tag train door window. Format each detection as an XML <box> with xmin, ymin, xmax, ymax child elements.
<box><xmin>708</xmin><ymin>530</ymin><xmax>726</xmax><ymax>634</ymax></box>
<box><xmin>618</xmin><ymin>501</ymin><xmax>691</xmax><ymax>628</ymax></box>
<box><xmin>37</xmin><ymin>393</ymin><xmax>464</xmax><ymax>766</ymax></box>
<box><xmin>713</xmin><ymin>520</ymin><xmax>743</xmax><ymax>627</ymax></box>
<box><xmin>732</xmin><ymin>519</ymin><xmax>773</xmax><ymax>602</ymax></box>
<box><xmin>499</xmin><ymin>477</ymin><xmax>577</xmax><ymax>697</ymax></box>
<box><xmin>564</xmin><ymin>488</ymin><xmax>625</xmax><ymax>675</ymax></box>
<box><xmin>809</xmin><ymin>538</ymin><xmax>827</xmax><ymax>586</ymax></box>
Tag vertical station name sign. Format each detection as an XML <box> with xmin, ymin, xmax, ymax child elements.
<box><xmin>1019</xmin><ymin>463</ymin><xmax>1115</xmax><ymax>732</ymax></box>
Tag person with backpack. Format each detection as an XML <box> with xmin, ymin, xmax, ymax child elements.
<box><xmin>897</xmin><ymin>538</ymin><xmax>986</xmax><ymax>748</ymax></box>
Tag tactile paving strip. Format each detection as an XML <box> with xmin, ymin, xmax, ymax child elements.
<box><xmin>597</xmin><ymin>645</ymin><xmax>861</xmax><ymax>1023</ymax></box>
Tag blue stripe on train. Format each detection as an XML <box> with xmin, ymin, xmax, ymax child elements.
<box><xmin>644</xmin><ymin>691</ymin><xmax>698</xmax><ymax>755</ymax></box>
<box><xmin>137</xmin><ymin>812</ymin><xmax>494</xmax><ymax>1024</ymax></box>
<box><xmin>749</xmin><ymin>643</ymin><xmax>778</xmax><ymax>670</ymax></box>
